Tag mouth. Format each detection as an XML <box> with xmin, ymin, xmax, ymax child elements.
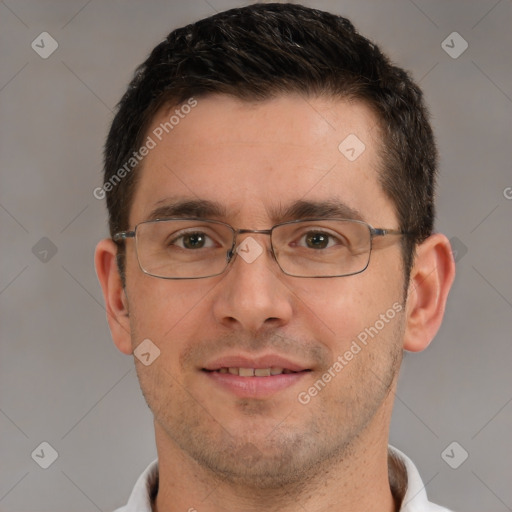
<box><xmin>201</xmin><ymin>355</ymin><xmax>312</xmax><ymax>398</ymax></box>
<box><xmin>203</xmin><ymin>367</ymin><xmax>305</xmax><ymax>376</ymax></box>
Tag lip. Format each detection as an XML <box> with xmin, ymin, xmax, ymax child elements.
<box><xmin>202</xmin><ymin>353</ymin><xmax>311</xmax><ymax>399</ymax></box>
<box><xmin>204</xmin><ymin>371</ymin><xmax>308</xmax><ymax>398</ymax></box>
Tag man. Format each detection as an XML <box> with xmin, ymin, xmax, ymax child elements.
<box><xmin>95</xmin><ymin>3</ymin><xmax>455</xmax><ymax>511</ymax></box>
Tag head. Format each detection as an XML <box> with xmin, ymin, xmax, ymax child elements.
<box><xmin>96</xmin><ymin>2</ymin><xmax>454</xmax><ymax>490</ymax></box>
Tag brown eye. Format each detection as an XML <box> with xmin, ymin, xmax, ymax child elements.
<box><xmin>305</xmin><ymin>232</ymin><xmax>330</xmax><ymax>249</ymax></box>
<box><xmin>182</xmin><ymin>232</ymin><xmax>206</xmax><ymax>249</ymax></box>
<box><xmin>170</xmin><ymin>231</ymin><xmax>216</xmax><ymax>249</ymax></box>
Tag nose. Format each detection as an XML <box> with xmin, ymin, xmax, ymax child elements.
<box><xmin>212</xmin><ymin>234</ymin><xmax>293</xmax><ymax>333</ymax></box>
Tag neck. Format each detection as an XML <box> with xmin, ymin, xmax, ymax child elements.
<box><xmin>152</xmin><ymin>416</ymin><xmax>402</xmax><ymax>512</ymax></box>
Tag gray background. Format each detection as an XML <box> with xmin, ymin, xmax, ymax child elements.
<box><xmin>1</xmin><ymin>0</ymin><xmax>511</xmax><ymax>511</ymax></box>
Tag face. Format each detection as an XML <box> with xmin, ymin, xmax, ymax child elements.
<box><xmin>123</xmin><ymin>94</ymin><xmax>406</xmax><ymax>486</ymax></box>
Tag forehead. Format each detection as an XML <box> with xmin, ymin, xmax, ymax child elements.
<box><xmin>129</xmin><ymin>94</ymin><xmax>396</xmax><ymax>227</ymax></box>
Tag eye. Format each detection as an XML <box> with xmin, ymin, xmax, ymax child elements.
<box><xmin>298</xmin><ymin>230</ymin><xmax>344</xmax><ymax>250</ymax></box>
<box><xmin>170</xmin><ymin>231</ymin><xmax>217</xmax><ymax>249</ymax></box>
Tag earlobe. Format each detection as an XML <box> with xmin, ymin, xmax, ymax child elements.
<box><xmin>402</xmin><ymin>233</ymin><xmax>455</xmax><ymax>352</ymax></box>
<box><xmin>95</xmin><ymin>239</ymin><xmax>133</xmax><ymax>355</ymax></box>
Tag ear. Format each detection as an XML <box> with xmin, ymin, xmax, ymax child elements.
<box><xmin>403</xmin><ymin>233</ymin><xmax>455</xmax><ymax>352</ymax></box>
<box><xmin>95</xmin><ymin>239</ymin><xmax>133</xmax><ymax>355</ymax></box>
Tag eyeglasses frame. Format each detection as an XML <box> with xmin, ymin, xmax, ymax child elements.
<box><xmin>113</xmin><ymin>217</ymin><xmax>412</xmax><ymax>279</ymax></box>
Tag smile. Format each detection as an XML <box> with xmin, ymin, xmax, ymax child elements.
<box><xmin>205</xmin><ymin>367</ymin><xmax>301</xmax><ymax>377</ymax></box>
<box><xmin>202</xmin><ymin>367</ymin><xmax>311</xmax><ymax>399</ymax></box>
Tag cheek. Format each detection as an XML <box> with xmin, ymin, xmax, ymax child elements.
<box><xmin>126</xmin><ymin>275</ymin><xmax>218</xmax><ymax>348</ymax></box>
<box><xmin>290</xmin><ymin>268</ymin><xmax>402</xmax><ymax>343</ymax></box>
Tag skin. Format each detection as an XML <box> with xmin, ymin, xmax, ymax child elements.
<box><xmin>96</xmin><ymin>94</ymin><xmax>455</xmax><ymax>512</ymax></box>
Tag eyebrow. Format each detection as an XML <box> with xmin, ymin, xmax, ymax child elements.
<box><xmin>146</xmin><ymin>199</ymin><xmax>228</xmax><ymax>221</ymax></box>
<box><xmin>271</xmin><ymin>199</ymin><xmax>364</xmax><ymax>223</ymax></box>
<box><xmin>145</xmin><ymin>198</ymin><xmax>363</xmax><ymax>224</ymax></box>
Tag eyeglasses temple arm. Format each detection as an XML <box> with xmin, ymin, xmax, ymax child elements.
<box><xmin>113</xmin><ymin>231</ymin><xmax>135</xmax><ymax>242</ymax></box>
<box><xmin>371</xmin><ymin>228</ymin><xmax>412</xmax><ymax>237</ymax></box>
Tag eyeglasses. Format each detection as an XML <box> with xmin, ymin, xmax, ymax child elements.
<box><xmin>113</xmin><ymin>218</ymin><xmax>409</xmax><ymax>279</ymax></box>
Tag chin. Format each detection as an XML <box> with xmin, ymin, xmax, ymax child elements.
<box><xmin>187</xmin><ymin>430</ymin><xmax>339</xmax><ymax>489</ymax></box>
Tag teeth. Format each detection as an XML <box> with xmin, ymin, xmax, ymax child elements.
<box><xmin>254</xmin><ymin>368</ymin><xmax>271</xmax><ymax>377</ymax></box>
<box><xmin>239</xmin><ymin>367</ymin><xmax>254</xmax><ymax>377</ymax></box>
<box><xmin>215</xmin><ymin>367</ymin><xmax>294</xmax><ymax>377</ymax></box>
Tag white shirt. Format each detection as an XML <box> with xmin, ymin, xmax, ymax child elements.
<box><xmin>113</xmin><ymin>446</ymin><xmax>453</xmax><ymax>512</ymax></box>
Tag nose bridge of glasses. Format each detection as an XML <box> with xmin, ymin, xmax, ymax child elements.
<box><xmin>226</xmin><ymin>228</ymin><xmax>274</xmax><ymax>262</ymax></box>
<box><xmin>234</xmin><ymin>228</ymin><xmax>273</xmax><ymax>244</ymax></box>
<box><xmin>236</xmin><ymin>228</ymin><xmax>273</xmax><ymax>236</ymax></box>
